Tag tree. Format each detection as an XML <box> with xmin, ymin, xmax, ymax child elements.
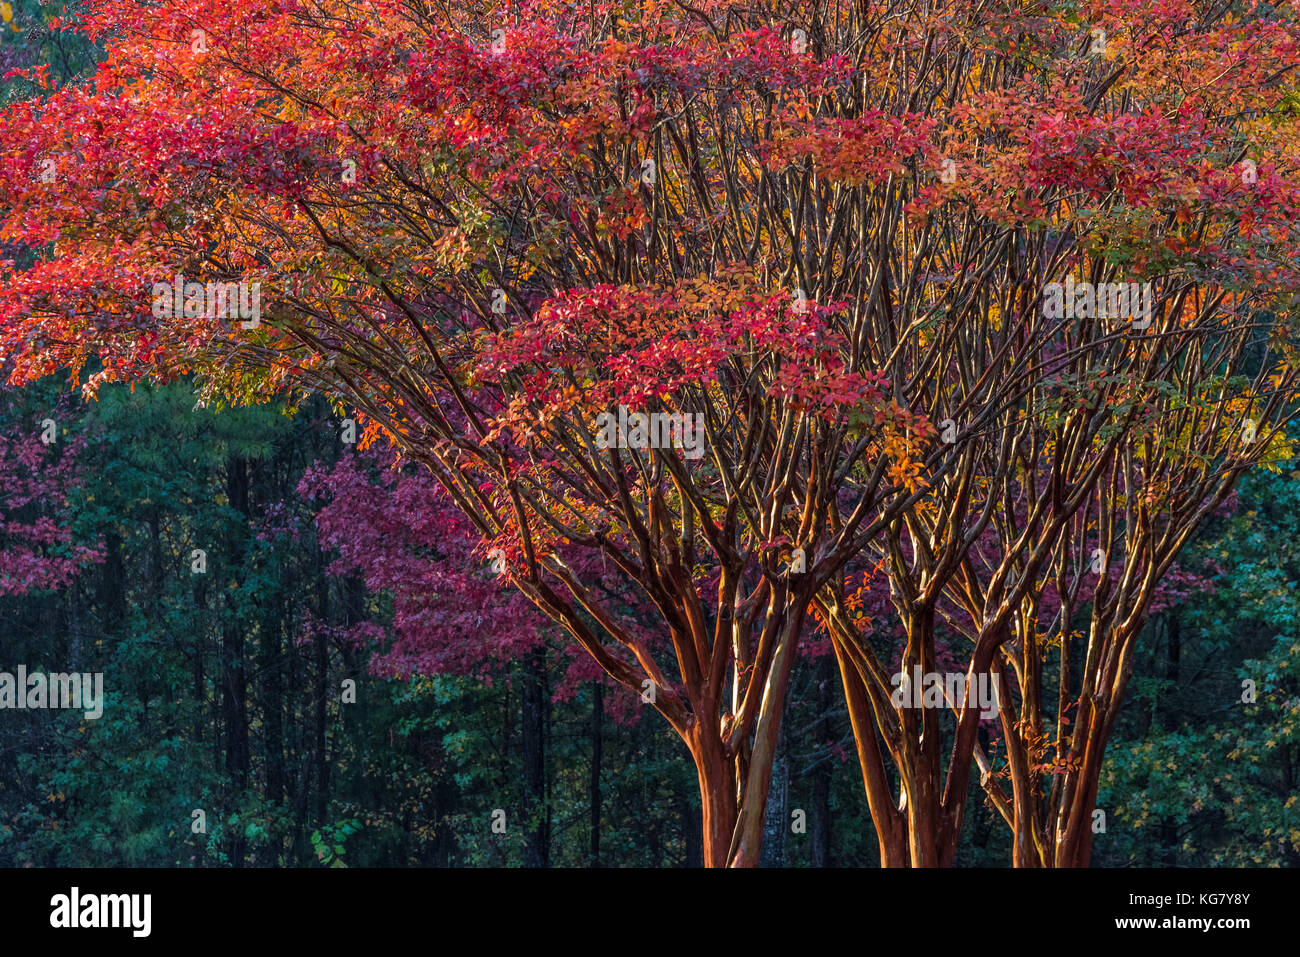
<box><xmin>807</xmin><ymin>0</ymin><xmax>1300</xmax><ymax>866</ymax></box>
<box><xmin>5</xmin><ymin>0</ymin><xmax>1300</xmax><ymax>867</ymax></box>
<box><xmin>0</xmin><ymin>0</ymin><xmax>944</xmax><ymax>866</ymax></box>
<box><xmin>0</xmin><ymin>383</ymin><xmax>101</xmax><ymax>596</ymax></box>
<box><xmin>301</xmin><ymin>444</ymin><xmax>642</xmax><ymax>867</ymax></box>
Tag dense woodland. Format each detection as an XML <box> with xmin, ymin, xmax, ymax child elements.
<box><xmin>2</xmin><ymin>374</ymin><xmax>1297</xmax><ymax>867</ymax></box>
<box><xmin>1</xmin><ymin>1</ymin><xmax>1298</xmax><ymax>867</ymax></box>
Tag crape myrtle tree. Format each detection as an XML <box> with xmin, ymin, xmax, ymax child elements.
<box><xmin>810</xmin><ymin>1</ymin><xmax>1300</xmax><ymax>865</ymax></box>
<box><xmin>3</xmin><ymin>0</ymin><xmax>1300</xmax><ymax>868</ymax></box>
<box><xmin>0</xmin><ymin>0</ymin><xmax>954</xmax><ymax>867</ymax></box>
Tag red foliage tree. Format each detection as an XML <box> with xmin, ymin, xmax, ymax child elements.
<box><xmin>4</xmin><ymin>0</ymin><xmax>1300</xmax><ymax>868</ymax></box>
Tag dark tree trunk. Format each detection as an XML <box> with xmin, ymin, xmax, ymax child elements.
<box><xmin>97</xmin><ymin>528</ymin><xmax>128</xmax><ymax>635</ymax></box>
<box><xmin>681</xmin><ymin>790</ymin><xmax>703</xmax><ymax>868</ymax></box>
<box><xmin>262</xmin><ymin>614</ymin><xmax>286</xmax><ymax>805</ymax></box>
<box><xmin>313</xmin><ymin>605</ymin><xmax>329</xmax><ymax>822</ymax></box>
<box><xmin>590</xmin><ymin>680</ymin><xmax>602</xmax><ymax>868</ymax></box>
<box><xmin>521</xmin><ymin>647</ymin><xmax>550</xmax><ymax>867</ymax></box>
<box><xmin>812</xmin><ymin>655</ymin><xmax>834</xmax><ymax>868</ymax></box>
<box><xmin>222</xmin><ymin>456</ymin><xmax>252</xmax><ymax>867</ymax></box>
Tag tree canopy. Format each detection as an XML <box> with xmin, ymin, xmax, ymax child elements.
<box><xmin>4</xmin><ymin>0</ymin><xmax>1300</xmax><ymax>866</ymax></box>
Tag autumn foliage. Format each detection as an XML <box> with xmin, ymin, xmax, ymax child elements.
<box><xmin>4</xmin><ymin>0</ymin><xmax>1300</xmax><ymax>865</ymax></box>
